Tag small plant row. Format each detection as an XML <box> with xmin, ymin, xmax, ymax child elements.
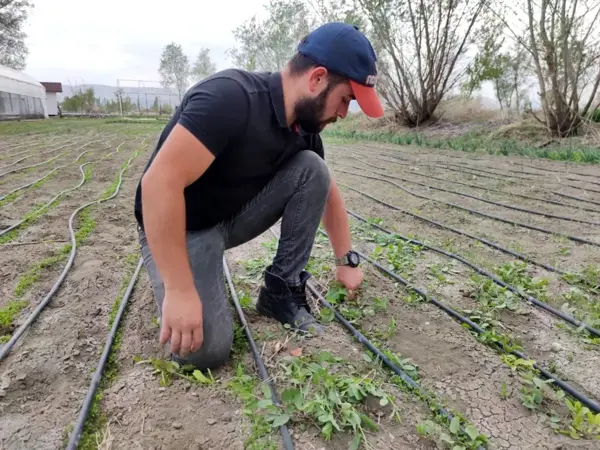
<box><xmin>0</xmin><ymin>141</ymin><xmax>148</xmax><ymax>360</ymax></box>
<box><xmin>348</xmin><ymin>218</ymin><xmax>600</xmax><ymax>440</ymax></box>
<box><xmin>322</xmin><ymin>128</ymin><xmax>600</xmax><ymax>164</ymax></box>
<box><xmin>0</xmin><ymin>139</ymin><xmax>135</xmax><ymax>244</ymax></box>
<box><xmin>340</xmin><ymin>182</ymin><xmax>600</xmax><ymax>297</ymax></box>
<box><xmin>65</xmin><ymin>252</ymin><xmax>144</xmax><ymax>450</ymax></box>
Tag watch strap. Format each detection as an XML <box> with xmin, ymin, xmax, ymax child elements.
<box><xmin>335</xmin><ymin>254</ymin><xmax>349</xmax><ymax>266</ymax></box>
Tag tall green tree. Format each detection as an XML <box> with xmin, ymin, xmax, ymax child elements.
<box><xmin>229</xmin><ymin>0</ymin><xmax>313</xmax><ymax>72</ymax></box>
<box><xmin>190</xmin><ymin>47</ymin><xmax>217</xmax><ymax>83</ymax></box>
<box><xmin>0</xmin><ymin>0</ymin><xmax>32</xmax><ymax>70</ymax></box>
<box><xmin>159</xmin><ymin>42</ymin><xmax>190</xmax><ymax>102</ymax></box>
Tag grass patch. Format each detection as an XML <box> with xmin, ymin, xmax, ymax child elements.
<box><xmin>323</xmin><ymin>128</ymin><xmax>600</xmax><ymax>164</ymax></box>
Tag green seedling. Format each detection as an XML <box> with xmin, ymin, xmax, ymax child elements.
<box><xmin>256</xmin><ymin>351</ymin><xmax>400</xmax><ymax>449</ymax></box>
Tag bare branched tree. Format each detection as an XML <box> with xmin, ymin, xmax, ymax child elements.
<box><xmin>357</xmin><ymin>0</ymin><xmax>486</xmax><ymax>127</ymax></box>
<box><xmin>490</xmin><ymin>0</ymin><xmax>600</xmax><ymax>137</ymax></box>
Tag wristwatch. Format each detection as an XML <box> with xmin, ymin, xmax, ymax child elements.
<box><xmin>335</xmin><ymin>250</ymin><xmax>360</xmax><ymax>268</ymax></box>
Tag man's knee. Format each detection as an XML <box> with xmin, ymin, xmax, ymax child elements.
<box><xmin>295</xmin><ymin>150</ymin><xmax>331</xmax><ymax>195</ymax></box>
<box><xmin>174</xmin><ymin>324</ymin><xmax>234</xmax><ymax>370</ymax></box>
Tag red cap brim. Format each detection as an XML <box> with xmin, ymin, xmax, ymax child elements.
<box><xmin>350</xmin><ymin>80</ymin><xmax>384</xmax><ymax>118</ymax></box>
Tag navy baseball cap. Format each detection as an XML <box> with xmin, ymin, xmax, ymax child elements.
<box><xmin>297</xmin><ymin>22</ymin><xmax>384</xmax><ymax>118</ymax></box>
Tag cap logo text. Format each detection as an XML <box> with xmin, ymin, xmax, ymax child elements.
<box><xmin>365</xmin><ymin>75</ymin><xmax>377</xmax><ymax>86</ymax></box>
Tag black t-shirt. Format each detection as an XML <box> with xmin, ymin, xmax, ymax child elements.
<box><xmin>134</xmin><ymin>69</ymin><xmax>325</xmax><ymax>231</ymax></box>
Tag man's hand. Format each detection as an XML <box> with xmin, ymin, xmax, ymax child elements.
<box><xmin>160</xmin><ymin>288</ymin><xmax>204</xmax><ymax>357</ymax></box>
<box><xmin>336</xmin><ymin>266</ymin><xmax>363</xmax><ymax>299</ymax></box>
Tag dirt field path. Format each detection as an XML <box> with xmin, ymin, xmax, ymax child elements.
<box><xmin>1</xmin><ymin>123</ymin><xmax>599</xmax><ymax>450</ymax></box>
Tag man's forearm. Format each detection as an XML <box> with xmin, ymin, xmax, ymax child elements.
<box><xmin>321</xmin><ymin>179</ymin><xmax>352</xmax><ymax>258</ymax></box>
<box><xmin>141</xmin><ymin>174</ymin><xmax>195</xmax><ymax>292</ymax></box>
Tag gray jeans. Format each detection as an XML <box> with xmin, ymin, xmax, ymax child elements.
<box><xmin>138</xmin><ymin>150</ymin><xmax>331</xmax><ymax>370</ymax></box>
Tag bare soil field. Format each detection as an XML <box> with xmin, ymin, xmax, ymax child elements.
<box><xmin>0</xmin><ymin>120</ymin><xmax>598</xmax><ymax>450</ymax></box>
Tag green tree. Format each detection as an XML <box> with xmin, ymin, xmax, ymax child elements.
<box><xmin>190</xmin><ymin>47</ymin><xmax>217</xmax><ymax>83</ymax></box>
<box><xmin>229</xmin><ymin>0</ymin><xmax>313</xmax><ymax>71</ymax></box>
<box><xmin>159</xmin><ymin>42</ymin><xmax>190</xmax><ymax>102</ymax></box>
<box><xmin>0</xmin><ymin>0</ymin><xmax>32</xmax><ymax>70</ymax></box>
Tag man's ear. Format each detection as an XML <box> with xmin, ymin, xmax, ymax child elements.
<box><xmin>307</xmin><ymin>67</ymin><xmax>328</xmax><ymax>93</ymax></box>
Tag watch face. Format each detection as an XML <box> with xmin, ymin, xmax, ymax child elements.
<box><xmin>348</xmin><ymin>252</ymin><xmax>359</xmax><ymax>266</ymax></box>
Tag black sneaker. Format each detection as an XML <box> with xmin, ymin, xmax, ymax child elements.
<box><xmin>256</xmin><ymin>266</ymin><xmax>324</xmax><ymax>336</ymax></box>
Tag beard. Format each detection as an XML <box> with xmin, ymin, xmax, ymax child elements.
<box><xmin>293</xmin><ymin>83</ymin><xmax>337</xmax><ymax>133</ymax></box>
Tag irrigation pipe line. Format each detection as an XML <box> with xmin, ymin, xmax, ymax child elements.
<box><xmin>316</xmin><ymin>227</ymin><xmax>600</xmax><ymax>413</ymax></box>
<box><xmin>222</xmin><ymin>256</ymin><xmax>295</xmax><ymax>450</ymax></box>
<box><xmin>65</xmin><ymin>257</ymin><xmax>144</xmax><ymax>450</ymax></box>
<box><xmin>346</xmin><ymin>153</ymin><xmax>600</xmax><ymax>215</ymax></box>
<box><xmin>336</xmin><ymin>170</ymin><xmax>600</xmax><ymax>248</ymax></box>
<box><xmin>363</xmin><ymin>150</ymin><xmax>600</xmax><ymax>209</ymax></box>
<box><xmin>371</xmin><ymin>148</ymin><xmax>600</xmax><ymax>190</ymax></box>
<box><xmin>553</xmin><ymin>191</ymin><xmax>600</xmax><ymax>207</ymax></box>
<box><xmin>512</xmin><ymin>161</ymin><xmax>600</xmax><ymax>180</ymax></box>
<box><xmin>342</xmin><ymin>161</ymin><xmax>600</xmax><ymax>227</ymax></box>
<box><xmin>0</xmin><ymin>152</ymin><xmax>67</xmax><ymax>179</ymax></box>
<box><xmin>0</xmin><ymin>140</ymin><xmax>119</xmax><ymax>203</ymax></box>
<box><xmin>337</xmin><ymin>182</ymin><xmax>582</xmax><ymax>278</ymax></box>
<box><xmin>347</xmin><ymin>208</ymin><xmax>600</xmax><ymax>337</ymax></box>
<box><xmin>0</xmin><ymin>145</ymin><xmax>145</xmax><ymax>362</ymax></box>
<box><xmin>0</xmin><ymin>141</ymin><xmax>127</xmax><ymax>237</ymax></box>
<box><xmin>360</xmin><ymin>150</ymin><xmax>600</xmax><ymax>197</ymax></box>
<box><xmin>266</xmin><ymin>228</ymin><xmax>487</xmax><ymax>449</ymax></box>
<box><xmin>0</xmin><ymin>138</ymin><xmax>82</xmax><ymax>171</ymax></box>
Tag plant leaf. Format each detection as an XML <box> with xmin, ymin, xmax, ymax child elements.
<box><xmin>349</xmin><ymin>434</ymin><xmax>362</xmax><ymax>450</ymax></box>
<box><xmin>449</xmin><ymin>416</ymin><xmax>461</xmax><ymax>434</ymax></box>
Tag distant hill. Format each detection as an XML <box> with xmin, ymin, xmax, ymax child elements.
<box><xmin>60</xmin><ymin>84</ymin><xmax>181</xmax><ymax>108</ymax></box>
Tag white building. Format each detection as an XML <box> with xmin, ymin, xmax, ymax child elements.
<box><xmin>41</xmin><ymin>82</ymin><xmax>62</xmax><ymax>116</ymax></box>
<box><xmin>0</xmin><ymin>64</ymin><xmax>48</xmax><ymax>120</ymax></box>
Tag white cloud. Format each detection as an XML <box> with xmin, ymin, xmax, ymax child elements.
<box><xmin>23</xmin><ymin>0</ymin><xmax>268</xmax><ymax>85</ymax></box>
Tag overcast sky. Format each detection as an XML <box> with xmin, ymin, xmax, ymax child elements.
<box><xmin>23</xmin><ymin>0</ymin><xmax>269</xmax><ymax>87</ymax></box>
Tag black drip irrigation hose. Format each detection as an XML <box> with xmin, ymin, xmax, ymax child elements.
<box><xmin>370</xmin><ymin>150</ymin><xmax>600</xmax><ymax>195</ymax></box>
<box><xmin>375</xmin><ymin>149</ymin><xmax>600</xmax><ymax>189</ymax></box>
<box><xmin>65</xmin><ymin>257</ymin><xmax>144</xmax><ymax>450</ymax></box>
<box><xmin>317</xmin><ymin>229</ymin><xmax>600</xmax><ymax>413</ymax></box>
<box><xmin>336</xmin><ymin>169</ymin><xmax>600</xmax><ymax>248</ymax></box>
<box><xmin>351</xmin><ymin>154</ymin><xmax>600</xmax><ymax>214</ymax></box>
<box><xmin>0</xmin><ymin>141</ymin><xmax>124</xmax><ymax>237</ymax></box>
<box><xmin>339</xmin><ymin>182</ymin><xmax>569</xmax><ymax>274</ymax></box>
<box><xmin>0</xmin><ymin>152</ymin><xmax>66</xmax><ymax>179</ymax></box>
<box><xmin>0</xmin><ymin>140</ymin><xmax>119</xmax><ymax>203</ymax></box>
<box><xmin>0</xmin><ymin>146</ymin><xmax>143</xmax><ymax>362</ymax></box>
<box><xmin>342</xmin><ymin>161</ymin><xmax>600</xmax><ymax>227</ymax></box>
<box><xmin>347</xmin><ymin>154</ymin><xmax>600</xmax><ymax>215</ymax></box>
<box><xmin>265</xmin><ymin>228</ymin><xmax>485</xmax><ymax>449</ymax></box>
<box><xmin>0</xmin><ymin>138</ymin><xmax>81</xmax><ymax>171</ymax></box>
<box><xmin>0</xmin><ymin>168</ymin><xmax>59</xmax><ymax>202</ymax></box>
<box><xmin>553</xmin><ymin>191</ymin><xmax>600</xmax><ymax>207</ymax></box>
<box><xmin>347</xmin><ymin>208</ymin><xmax>600</xmax><ymax>337</ymax></box>
<box><xmin>514</xmin><ymin>161</ymin><xmax>600</xmax><ymax>180</ymax></box>
<box><xmin>222</xmin><ymin>257</ymin><xmax>295</xmax><ymax>450</ymax></box>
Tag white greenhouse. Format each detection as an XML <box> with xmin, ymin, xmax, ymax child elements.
<box><xmin>0</xmin><ymin>64</ymin><xmax>48</xmax><ymax>120</ymax></box>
